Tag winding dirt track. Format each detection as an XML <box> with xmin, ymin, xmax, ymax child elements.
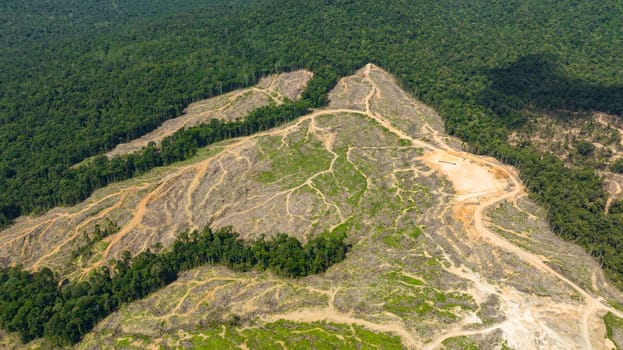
<box><xmin>0</xmin><ymin>183</ymin><xmax>151</xmax><ymax>270</ymax></box>
<box><xmin>105</xmin><ymin>63</ymin><xmax>620</xmax><ymax>349</ymax></box>
<box><xmin>596</xmin><ymin>114</ymin><xmax>623</xmax><ymax>148</ymax></box>
<box><xmin>3</xmin><ymin>64</ymin><xmax>622</xmax><ymax>349</ymax></box>
<box><xmin>257</xmin><ymin>64</ymin><xmax>623</xmax><ymax>349</ymax></box>
<box><xmin>362</xmin><ymin>64</ymin><xmax>623</xmax><ymax>349</ymax></box>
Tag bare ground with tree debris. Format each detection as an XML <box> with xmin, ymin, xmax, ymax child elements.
<box><xmin>2</xmin><ymin>65</ymin><xmax>622</xmax><ymax>349</ymax></box>
<box><xmin>508</xmin><ymin>110</ymin><xmax>623</xmax><ymax>215</ymax></box>
<box><xmin>104</xmin><ymin>70</ymin><xmax>312</xmax><ymax>158</ymax></box>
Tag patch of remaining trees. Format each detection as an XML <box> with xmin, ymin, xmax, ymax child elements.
<box><xmin>0</xmin><ymin>225</ymin><xmax>349</xmax><ymax>345</ymax></box>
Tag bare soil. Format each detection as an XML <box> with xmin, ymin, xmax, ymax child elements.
<box><xmin>2</xmin><ymin>65</ymin><xmax>622</xmax><ymax>350</ymax></box>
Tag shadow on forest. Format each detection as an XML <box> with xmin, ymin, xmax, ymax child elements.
<box><xmin>480</xmin><ymin>54</ymin><xmax>623</xmax><ymax>128</ymax></box>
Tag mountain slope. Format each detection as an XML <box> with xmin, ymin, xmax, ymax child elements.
<box><xmin>3</xmin><ymin>65</ymin><xmax>622</xmax><ymax>349</ymax></box>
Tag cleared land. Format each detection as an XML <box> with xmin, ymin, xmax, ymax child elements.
<box><xmin>509</xmin><ymin>110</ymin><xmax>623</xmax><ymax>214</ymax></box>
<box><xmin>105</xmin><ymin>70</ymin><xmax>312</xmax><ymax>158</ymax></box>
<box><xmin>2</xmin><ymin>65</ymin><xmax>623</xmax><ymax>349</ymax></box>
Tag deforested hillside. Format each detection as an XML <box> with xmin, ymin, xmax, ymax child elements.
<box><xmin>3</xmin><ymin>1</ymin><xmax>623</xmax><ymax>349</ymax></box>
<box><xmin>2</xmin><ymin>65</ymin><xmax>623</xmax><ymax>349</ymax></box>
<box><xmin>2</xmin><ymin>1</ymin><xmax>623</xmax><ymax>290</ymax></box>
<box><xmin>104</xmin><ymin>70</ymin><xmax>312</xmax><ymax>159</ymax></box>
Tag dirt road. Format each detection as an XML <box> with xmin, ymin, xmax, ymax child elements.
<box><xmin>269</xmin><ymin>64</ymin><xmax>622</xmax><ymax>349</ymax></box>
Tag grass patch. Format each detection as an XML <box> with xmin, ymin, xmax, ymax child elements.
<box><xmin>331</xmin><ymin>218</ymin><xmax>353</xmax><ymax>236</ymax></box>
<box><xmin>379</xmin><ymin>227</ymin><xmax>421</xmax><ymax>249</ymax></box>
<box><xmin>411</xmin><ymin>226</ymin><xmax>423</xmax><ymax>239</ymax></box>
<box><xmin>392</xmin><ymin>273</ymin><xmax>424</xmax><ymax>286</ymax></box>
<box><xmin>256</xmin><ymin>133</ymin><xmax>332</xmax><ymax>186</ymax></box>
<box><xmin>442</xmin><ymin>336</ymin><xmax>480</xmax><ymax>350</ymax></box>
<box><xmin>380</xmin><ymin>272</ymin><xmax>475</xmax><ymax>320</ymax></box>
<box><xmin>382</xmin><ymin>234</ymin><xmax>402</xmax><ymax>248</ymax></box>
<box><xmin>332</xmin><ymin>151</ymin><xmax>367</xmax><ymax>205</ymax></box>
<box><xmin>604</xmin><ymin>311</ymin><xmax>623</xmax><ymax>349</ymax></box>
<box><xmin>384</xmin><ymin>292</ymin><xmax>433</xmax><ymax>317</ymax></box>
<box><xmin>186</xmin><ymin>320</ymin><xmax>404</xmax><ymax>349</ymax></box>
<box><xmin>115</xmin><ymin>337</ymin><xmax>132</xmax><ymax>347</ymax></box>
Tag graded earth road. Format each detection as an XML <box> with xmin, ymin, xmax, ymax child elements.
<box><xmin>257</xmin><ymin>63</ymin><xmax>623</xmax><ymax>350</ymax></box>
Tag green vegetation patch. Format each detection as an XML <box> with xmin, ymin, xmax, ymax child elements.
<box><xmin>384</xmin><ymin>271</ymin><xmax>424</xmax><ymax>286</ymax></box>
<box><xmin>380</xmin><ymin>226</ymin><xmax>423</xmax><ymax>249</ymax></box>
<box><xmin>71</xmin><ymin>219</ymin><xmax>119</xmax><ymax>263</ymax></box>
<box><xmin>332</xmin><ymin>155</ymin><xmax>368</xmax><ymax>205</ymax></box>
<box><xmin>604</xmin><ymin>312</ymin><xmax>623</xmax><ymax>349</ymax></box>
<box><xmin>411</xmin><ymin>226</ymin><xmax>423</xmax><ymax>239</ymax></box>
<box><xmin>382</xmin><ymin>233</ymin><xmax>403</xmax><ymax>249</ymax></box>
<box><xmin>256</xmin><ymin>132</ymin><xmax>332</xmax><ymax>186</ymax></box>
<box><xmin>330</xmin><ymin>218</ymin><xmax>353</xmax><ymax>236</ymax></box>
<box><xmin>380</xmin><ymin>270</ymin><xmax>476</xmax><ymax>320</ymax></box>
<box><xmin>187</xmin><ymin>320</ymin><xmax>404</xmax><ymax>350</ymax></box>
<box><xmin>442</xmin><ymin>336</ymin><xmax>480</xmax><ymax>350</ymax></box>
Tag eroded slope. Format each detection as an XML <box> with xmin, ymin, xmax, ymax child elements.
<box><xmin>2</xmin><ymin>65</ymin><xmax>623</xmax><ymax>350</ymax></box>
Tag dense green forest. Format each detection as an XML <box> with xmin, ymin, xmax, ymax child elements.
<box><xmin>1</xmin><ymin>0</ymin><xmax>623</xmax><ymax>298</ymax></box>
<box><xmin>0</xmin><ymin>226</ymin><xmax>349</xmax><ymax>345</ymax></box>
